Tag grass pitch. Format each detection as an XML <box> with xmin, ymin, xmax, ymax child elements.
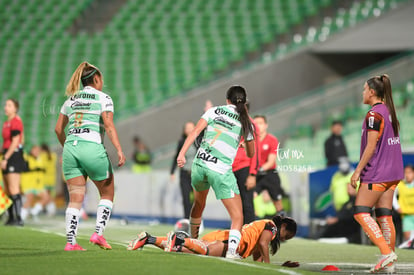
<box><xmin>1</xmin><ymin>216</ymin><xmax>413</xmax><ymax>275</ymax></box>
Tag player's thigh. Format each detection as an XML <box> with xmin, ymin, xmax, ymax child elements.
<box><xmin>207</xmin><ymin>241</ymin><xmax>226</xmax><ymax>257</ymax></box>
<box><xmin>191</xmin><ymin>164</ymin><xmax>210</xmax><ymax>192</ymax></box>
<box><xmin>62</xmin><ymin>144</ymin><xmax>86</xmax><ymax>180</ymax></box>
<box><xmin>208</xmin><ymin>169</ymin><xmax>239</xmax><ymax>200</ymax></box>
<box><xmin>78</xmin><ymin>143</ymin><xmax>113</xmax><ymax>181</ymax></box>
<box><xmin>355</xmin><ymin>183</ymin><xmax>386</xmax><ymax>207</ymax></box>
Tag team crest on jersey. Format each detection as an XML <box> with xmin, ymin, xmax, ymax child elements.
<box><xmin>263</xmin><ymin>144</ymin><xmax>269</xmax><ymax>150</ymax></box>
<box><xmin>368</xmin><ymin>116</ymin><xmax>375</xmax><ymax>128</ymax></box>
<box><xmin>271</xmin><ymin>226</ymin><xmax>277</xmax><ymax>236</ymax></box>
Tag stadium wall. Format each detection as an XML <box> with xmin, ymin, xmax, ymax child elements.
<box><xmin>84</xmin><ymin>169</ymin><xmax>310</xmax><ymax>236</ymax></box>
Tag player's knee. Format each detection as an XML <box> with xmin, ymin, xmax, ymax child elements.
<box><xmin>374</xmin><ymin>208</ymin><xmax>392</xmax><ymax>217</ymax></box>
<box><xmin>68</xmin><ymin>184</ymin><xmax>86</xmax><ymax>202</ymax></box>
<box><xmin>353</xmin><ymin>205</ymin><xmax>372</xmax><ymax>222</ymax></box>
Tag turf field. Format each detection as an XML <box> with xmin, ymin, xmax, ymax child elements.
<box><xmin>1</xmin><ymin>216</ymin><xmax>413</xmax><ymax>275</ymax></box>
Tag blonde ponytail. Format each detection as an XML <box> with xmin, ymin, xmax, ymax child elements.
<box><xmin>65</xmin><ymin>61</ymin><xmax>89</xmax><ymax>96</ymax></box>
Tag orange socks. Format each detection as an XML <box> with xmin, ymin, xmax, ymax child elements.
<box><xmin>183</xmin><ymin>238</ymin><xmax>208</xmax><ymax>255</ymax></box>
<box><xmin>354</xmin><ymin>213</ymin><xmax>392</xmax><ymax>255</ymax></box>
<box><xmin>376</xmin><ymin>215</ymin><xmax>395</xmax><ymax>251</ymax></box>
<box><xmin>154</xmin><ymin>237</ymin><xmax>167</xmax><ymax>249</ymax></box>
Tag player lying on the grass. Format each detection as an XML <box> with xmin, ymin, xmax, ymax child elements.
<box><xmin>127</xmin><ymin>215</ymin><xmax>298</xmax><ymax>266</ymax></box>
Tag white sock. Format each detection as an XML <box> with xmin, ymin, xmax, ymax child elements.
<box><xmin>31</xmin><ymin>202</ymin><xmax>43</xmax><ymax>216</ymax></box>
<box><xmin>46</xmin><ymin>202</ymin><xmax>56</xmax><ymax>216</ymax></box>
<box><xmin>190</xmin><ymin>217</ymin><xmax>202</xmax><ymax>239</ymax></box>
<box><xmin>66</xmin><ymin>208</ymin><xmax>80</xmax><ymax>245</ymax></box>
<box><xmin>227</xmin><ymin>229</ymin><xmax>241</xmax><ymax>255</ymax></box>
<box><xmin>21</xmin><ymin>208</ymin><xmax>29</xmax><ymax>220</ymax></box>
<box><xmin>95</xmin><ymin>199</ymin><xmax>113</xmax><ymax>236</ymax></box>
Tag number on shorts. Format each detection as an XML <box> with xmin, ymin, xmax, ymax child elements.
<box><xmin>74</xmin><ymin>112</ymin><xmax>84</xmax><ymax>127</ymax></box>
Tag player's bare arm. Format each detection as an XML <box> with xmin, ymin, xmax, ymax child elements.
<box><xmin>55</xmin><ymin>114</ymin><xmax>68</xmax><ymax>146</ymax></box>
<box><xmin>177</xmin><ymin>118</ymin><xmax>207</xmax><ymax>168</ymax></box>
<box><xmin>102</xmin><ymin>111</ymin><xmax>125</xmax><ymax>167</ymax></box>
<box><xmin>261</xmin><ymin>153</ymin><xmax>277</xmax><ymax>171</ymax></box>
<box><xmin>351</xmin><ymin>130</ymin><xmax>379</xmax><ymax>188</ymax></box>
<box><xmin>257</xmin><ymin>229</ymin><xmax>273</xmax><ymax>263</ymax></box>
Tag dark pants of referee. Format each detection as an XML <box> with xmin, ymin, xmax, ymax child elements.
<box><xmin>3</xmin><ymin>148</ymin><xmax>26</xmax><ymax>226</ymax></box>
<box><xmin>256</xmin><ymin>170</ymin><xmax>285</xmax><ymax>215</ymax></box>
<box><xmin>234</xmin><ymin>167</ymin><xmax>255</xmax><ymax>224</ymax></box>
<box><xmin>179</xmin><ymin>169</ymin><xmax>193</xmax><ymax>219</ymax></box>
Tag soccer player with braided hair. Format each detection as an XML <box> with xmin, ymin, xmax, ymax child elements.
<box><xmin>176</xmin><ymin>85</ymin><xmax>255</xmax><ymax>259</ymax></box>
<box><xmin>128</xmin><ymin>215</ymin><xmax>298</xmax><ymax>267</ymax></box>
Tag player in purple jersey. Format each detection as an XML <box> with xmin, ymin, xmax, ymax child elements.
<box><xmin>350</xmin><ymin>74</ymin><xmax>403</xmax><ymax>273</ymax></box>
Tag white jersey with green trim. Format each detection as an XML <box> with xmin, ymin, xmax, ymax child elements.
<box><xmin>60</xmin><ymin>86</ymin><xmax>114</xmax><ymax>144</ymax></box>
<box><xmin>194</xmin><ymin>104</ymin><xmax>253</xmax><ymax>174</ymax></box>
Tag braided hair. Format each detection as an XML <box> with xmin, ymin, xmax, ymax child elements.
<box><xmin>270</xmin><ymin>215</ymin><xmax>297</xmax><ymax>255</ymax></box>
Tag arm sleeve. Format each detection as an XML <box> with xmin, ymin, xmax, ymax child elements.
<box><xmin>60</xmin><ymin>102</ymin><xmax>67</xmax><ymax>115</ymax></box>
<box><xmin>264</xmin><ymin>222</ymin><xmax>277</xmax><ymax>237</ymax></box>
<box><xmin>102</xmin><ymin>95</ymin><xmax>114</xmax><ymax>113</ymax></box>
<box><xmin>201</xmin><ymin>107</ymin><xmax>215</xmax><ymax>122</ymax></box>
<box><xmin>365</xmin><ymin>111</ymin><xmax>383</xmax><ymax>132</ymax></box>
<box><xmin>245</xmin><ymin>131</ymin><xmax>254</xmax><ymax>141</ymax></box>
<box><xmin>10</xmin><ymin>118</ymin><xmax>23</xmax><ymax>136</ymax></box>
<box><xmin>324</xmin><ymin>137</ymin><xmax>335</xmax><ymax>162</ymax></box>
<box><xmin>271</xmin><ymin>136</ymin><xmax>279</xmax><ymax>155</ymax></box>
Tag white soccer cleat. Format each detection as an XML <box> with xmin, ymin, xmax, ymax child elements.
<box><xmin>370</xmin><ymin>252</ymin><xmax>397</xmax><ymax>273</ymax></box>
<box><xmin>382</xmin><ymin>263</ymin><xmax>396</xmax><ymax>274</ymax></box>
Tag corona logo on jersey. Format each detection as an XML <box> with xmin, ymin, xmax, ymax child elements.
<box><xmin>70</xmin><ymin>93</ymin><xmax>96</xmax><ymax>100</ymax></box>
<box><xmin>214</xmin><ymin>108</ymin><xmax>240</xmax><ymax>121</ymax></box>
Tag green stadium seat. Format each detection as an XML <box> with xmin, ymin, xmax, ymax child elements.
<box><xmin>1</xmin><ymin>0</ymin><xmax>410</xmax><ymax>148</ymax></box>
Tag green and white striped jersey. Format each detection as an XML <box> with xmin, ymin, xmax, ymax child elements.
<box><xmin>60</xmin><ymin>86</ymin><xmax>114</xmax><ymax>144</ymax></box>
<box><xmin>194</xmin><ymin>104</ymin><xmax>253</xmax><ymax>174</ymax></box>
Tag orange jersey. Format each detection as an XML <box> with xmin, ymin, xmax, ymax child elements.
<box><xmin>201</xmin><ymin>219</ymin><xmax>277</xmax><ymax>258</ymax></box>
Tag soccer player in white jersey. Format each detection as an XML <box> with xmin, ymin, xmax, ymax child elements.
<box><xmin>176</xmin><ymin>85</ymin><xmax>255</xmax><ymax>258</ymax></box>
<box><xmin>55</xmin><ymin>61</ymin><xmax>126</xmax><ymax>251</ymax></box>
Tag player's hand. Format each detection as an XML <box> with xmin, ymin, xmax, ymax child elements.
<box><xmin>245</xmin><ymin>175</ymin><xmax>256</xmax><ymax>190</ymax></box>
<box><xmin>170</xmin><ymin>174</ymin><xmax>175</xmax><ymax>183</ymax></box>
<box><xmin>281</xmin><ymin>261</ymin><xmax>300</xmax><ymax>268</ymax></box>
<box><xmin>177</xmin><ymin>155</ymin><xmax>186</xmax><ymax>168</ymax></box>
<box><xmin>117</xmin><ymin>150</ymin><xmax>126</xmax><ymax>167</ymax></box>
<box><xmin>350</xmin><ymin>171</ymin><xmax>360</xmax><ymax>188</ymax></box>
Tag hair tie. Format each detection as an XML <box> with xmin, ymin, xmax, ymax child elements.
<box><xmin>81</xmin><ymin>69</ymin><xmax>97</xmax><ymax>80</ymax></box>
